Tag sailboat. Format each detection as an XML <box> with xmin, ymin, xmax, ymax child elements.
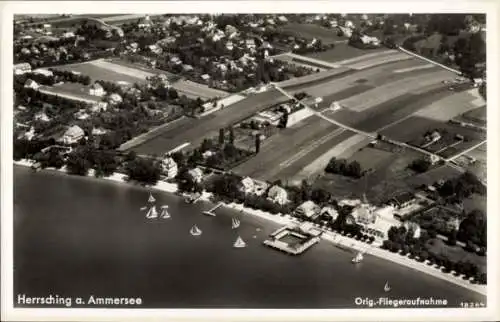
<box><xmin>231</xmin><ymin>218</ymin><xmax>240</xmax><ymax>229</ymax></box>
<box><xmin>145</xmin><ymin>205</ymin><xmax>158</xmax><ymax>219</ymax></box>
<box><xmin>148</xmin><ymin>193</ymin><xmax>156</xmax><ymax>203</ymax></box>
<box><xmin>160</xmin><ymin>206</ymin><xmax>171</xmax><ymax>219</ymax></box>
<box><xmin>190</xmin><ymin>225</ymin><xmax>202</xmax><ymax>236</ymax></box>
<box><xmin>233</xmin><ymin>236</ymin><xmax>246</xmax><ymax>248</ymax></box>
<box><xmin>384</xmin><ymin>282</ymin><xmax>391</xmax><ymax>292</ymax></box>
<box><xmin>352</xmin><ymin>251</ymin><xmax>364</xmax><ymax>264</ymax></box>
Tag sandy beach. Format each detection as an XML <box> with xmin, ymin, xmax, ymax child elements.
<box><xmin>13</xmin><ymin>159</ymin><xmax>486</xmax><ymax>296</ymax></box>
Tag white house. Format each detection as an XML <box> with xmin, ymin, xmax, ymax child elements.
<box><xmin>148</xmin><ymin>44</ymin><xmax>162</xmax><ymax>54</ymax></box>
<box><xmin>267</xmin><ymin>185</ymin><xmax>288</xmax><ymax>205</ymax></box>
<box><xmin>91</xmin><ymin>127</ymin><xmax>108</xmax><ymax>136</ymax></box>
<box><xmin>109</xmin><ymin>93</ymin><xmax>123</xmax><ymax>104</ymax></box>
<box><xmin>34</xmin><ymin>111</ymin><xmax>50</xmax><ymax>122</ymax></box>
<box><xmin>61</xmin><ymin>125</ymin><xmax>84</xmax><ymax>145</ymax></box>
<box><xmin>278</xmin><ymin>15</ymin><xmax>288</xmax><ymax>23</ymax></box>
<box><xmin>353</xmin><ymin>205</ymin><xmax>377</xmax><ymax>225</ymax></box>
<box><xmin>13</xmin><ymin>62</ymin><xmax>31</xmax><ymax>75</ymax></box>
<box><xmin>62</xmin><ymin>31</ymin><xmax>75</xmax><ymax>39</ymax></box>
<box><xmin>403</xmin><ymin>221</ymin><xmax>421</xmax><ymax>239</ymax></box>
<box><xmin>89</xmin><ymin>83</ymin><xmax>105</xmax><ymax>97</ymax></box>
<box><xmin>90</xmin><ymin>102</ymin><xmax>108</xmax><ymax>113</ymax></box>
<box><xmin>33</xmin><ymin>68</ymin><xmax>54</xmax><ymax>77</ymax></box>
<box><xmin>24</xmin><ymin>126</ymin><xmax>36</xmax><ymax>141</ymax></box>
<box><xmin>226</xmin><ymin>41</ymin><xmax>234</xmax><ymax>51</ymax></box>
<box><xmin>245</xmin><ymin>39</ymin><xmax>256</xmax><ymax>49</ymax></box>
<box><xmin>24</xmin><ymin>79</ymin><xmax>39</xmax><ymax>90</ymax></box>
<box><xmin>188</xmin><ymin>168</ymin><xmax>204</xmax><ymax>183</ymax></box>
<box><xmin>201</xmin><ymin>74</ymin><xmax>211</xmax><ymax>82</ymax></box>
<box><xmin>295</xmin><ymin>201</ymin><xmax>320</xmax><ymax>219</ymax></box>
<box><xmin>320</xmin><ymin>206</ymin><xmax>339</xmax><ymax>222</ymax></box>
<box><xmin>75</xmin><ymin>110</ymin><xmax>90</xmax><ymax>120</ymax></box>
<box><xmin>360</xmin><ymin>35</ymin><xmax>380</xmax><ymax>46</ymax></box>
<box><xmin>240</xmin><ymin>177</ymin><xmax>255</xmax><ymax>194</ymax></box>
<box><xmin>162</xmin><ymin>157</ymin><xmax>178</xmax><ymax>179</ymax></box>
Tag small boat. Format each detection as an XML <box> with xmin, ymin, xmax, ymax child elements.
<box><xmin>351</xmin><ymin>252</ymin><xmax>364</xmax><ymax>264</ymax></box>
<box><xmin>233</xmin><ymin>236</ymin><xmax>246</xmax><ymax>248</ymax></box>
<box><xmin>145</xmin><ymin>205</ymin><xmax>158</xmax><ymax>219</ymax></box>
<box><xmin>140</xmin><ymin>206</ymin><xmax>147</xmax><ymax>211</ymax></box>
<box><xmin>384</xmin><ymin>282</ymin><xmax>391</xmax><ymax>292</ymax></box>
<box><xmin>256</xmin><ymin>228</ymin><xmax>261</xmax><ymax>232</ymax></box>
<box><xmin>160</xmin><ymin>207</ymin><xmax>171</xmax><ymax>219</ymax></box>
<box><xmin>232</xmin><ymin>218</ymin><xmax>240</xmax><ymax>229</ymax></box>
<box><xmin>252</xmin><ymin>235</ymin><xmax>257</xmax><ymax>239</ymax></box>
<box><xmin>148</xmin><ymin>193</ymin><xmax>156</xmax><ymax>203</ymax></box>
<box><xmin>190</xmin><ymin>225</ymin><xmax>202</xmax><ymax>236</ymax></box>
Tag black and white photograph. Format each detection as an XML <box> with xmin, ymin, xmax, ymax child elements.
<box><xmin>1</xmin><ymin>1</ymin><xmax>499</xmax><ymax>321</ymax></box>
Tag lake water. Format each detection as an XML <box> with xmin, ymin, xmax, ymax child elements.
<box><xmin>13</xmin><ymin>166</ymin><xmax>486</xmax><ymax>308</ymax></box>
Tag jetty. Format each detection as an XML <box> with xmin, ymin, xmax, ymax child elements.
<box><xmin>263</xmin><ymin>223</ymin><xmax>322</xmax><ymax>255</ymax></box>
<box><xmin>203</xmin><ymin>202</ymin><xmax>223</xmax><ymax>216</ymax></box>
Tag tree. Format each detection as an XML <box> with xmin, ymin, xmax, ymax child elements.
<box><xmin>228</xmin><ymin>126</ymin><xmax>235</xmax><ymax>144</ymax></box>
<box><xmin>409</xmin><ymin>158</ymin><xmax>432</xmax><ymax>173</ymax></box>
<box><xmin>448</xmin><ymin>229</ymin><xmax>458</xmax><ymax>246</ymax></box>
<box><xmin>66</xmin><ymin>152</ymin><xmax>91</xmax><ymax>176</ymax></box>
<box><xmin>311</xmin><ymin>188</ymin><xmax>331</xmax><ymax>205</ymax></box>
<box><xmin>175</xmin><ymin>167</ymin><xmax>196</xmax><ymax>193</ymax></box>
<box><xmin>218</xmin><ymin>128</ymin><xmax>225</xmax><ymax>145</ymax></box>
<box><xmin>255</xmin><ymin>134</ymin><xmax>261</xmax><ymax>154</ymax></box>
<box><xmin>125</xmin><ymin>157</ymin><xmax>162</xmax><ymax>186</ymax></box>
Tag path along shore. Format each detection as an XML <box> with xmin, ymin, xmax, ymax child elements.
<box><xmin>14</xmin><ymin>159</ymin><xmax>486</xmax><ymax>296</ymax></box>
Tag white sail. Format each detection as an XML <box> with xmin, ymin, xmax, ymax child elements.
<box><xmin>384</xmin><ymin>282</ymin><xmax>391</xmax><ymax>292</ymax></box>
<box><xmin>233</xmin><ymin>236</ymin><xmax>246</xmax><ymax>248</ymax></box>
<box><xmin>232</xmin><ymin>218</ymin><xmax>240</xmax><ymax>229</ymax></box>
<box><xmin>146</xmin><ymin>205</ymin><xmax>158</xmax><ymax>219</ymax></box>
<box><xmin>148</xmin><ymin>193</ymin><xmax>156</xmax><ymax>203</ymax></box>
<box><xmin>352</xmin><ymin>252</ymin><xmax>363</xmax><ymax>263</ymax></box>
<box><xmin>256</xmin><ymin>228</ymin><xmax>261</xmax><ymax>232</ymax></box>
<box><xmin>190</xmin><ymin>225</ymin><xmax>202</xmax><ymax>236</ymax></box>
<box><xmin>160</xmin><ymin>208</ymin><xmax>171</xmax><ymax>219</ymax></box>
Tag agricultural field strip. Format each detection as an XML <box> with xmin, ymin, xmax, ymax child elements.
<box><xmin>330</xmin><ymin>49</ymin><xmax>399</xmax><ymax>65</ymax></box>
<box><xmin>232</xmin><ymin>116</ymin><xmax>337</xmax><ymax>179</ymax></box>
<box><xmin>446</xmin><ymin>140</ymin><xmax>487</xmax><ymax>162</ymax></box>
<box><xmin>414</xmin><ymin>90</ymin><xmax>483</xmax><ymax>122</ymax></box>
<box><xmin>338</xmin><ymin>70</ymin><xmax>455</xmax><ymax>111</ymax></box>
<box><xmin>279</xmin><ymin>127</ymin><xmax>346</xmax><ymax>167</ymax></box>
<box><xmin>295</xmin><ymin>59</ymin><xmax>441</xmax><ymax>98</ymax></box>
<box><xmin>279</xmin><ymin>52</ymin><xmax>341</xmax><ymax>68</ymax></box>
<box><xmin>393</xmin><ymin>64</ymin><xmax>435</xmax><ymax>73</ymax></box>
<box><xmin>88</xmin><ymin>59</ymin><xmax>156</xmax><ymax>80</ymax></box>
<box><xmin>345</xmin><ymin>53</ymin><xmax>416</xmax><ymax>70</ymax></box>
<box><xmin>272</xmin><ymin>56</ymin><xmax>329</xmax><ymax>72</ymax></box>
<box><xmin>38</xmin><ymin>86</ymin><xmax>101</xmax><ymax>104</ymax></box>
<box><xmin>290</xmin><ymin>134</ymin><xmax>371</xmax><ymax>182</ymax></box>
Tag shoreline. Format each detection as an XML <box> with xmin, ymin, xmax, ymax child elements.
<box><xmin>13</xmin><ymin>159</ymin><xmax>486</xmax><ymax>296</ymax></box>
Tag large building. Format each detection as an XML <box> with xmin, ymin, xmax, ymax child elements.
<box><xmin>162</xmin><ymin>157</ymin><xmax>178</xmax><ymax>179</ymax></box>
<box><xmin>60</xmin><ymin>125</ymin><xmax>85</xmax><ymax>145</ymax></box>
<box><xmin>89</xmin><ymin>83</ymin><xmax>105</xmax><ymax>97</ymax></box>
<box><xmin>295</xmin><ymin>201</ymin><xmax>320</xmax><ymax>220</ymax></box>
